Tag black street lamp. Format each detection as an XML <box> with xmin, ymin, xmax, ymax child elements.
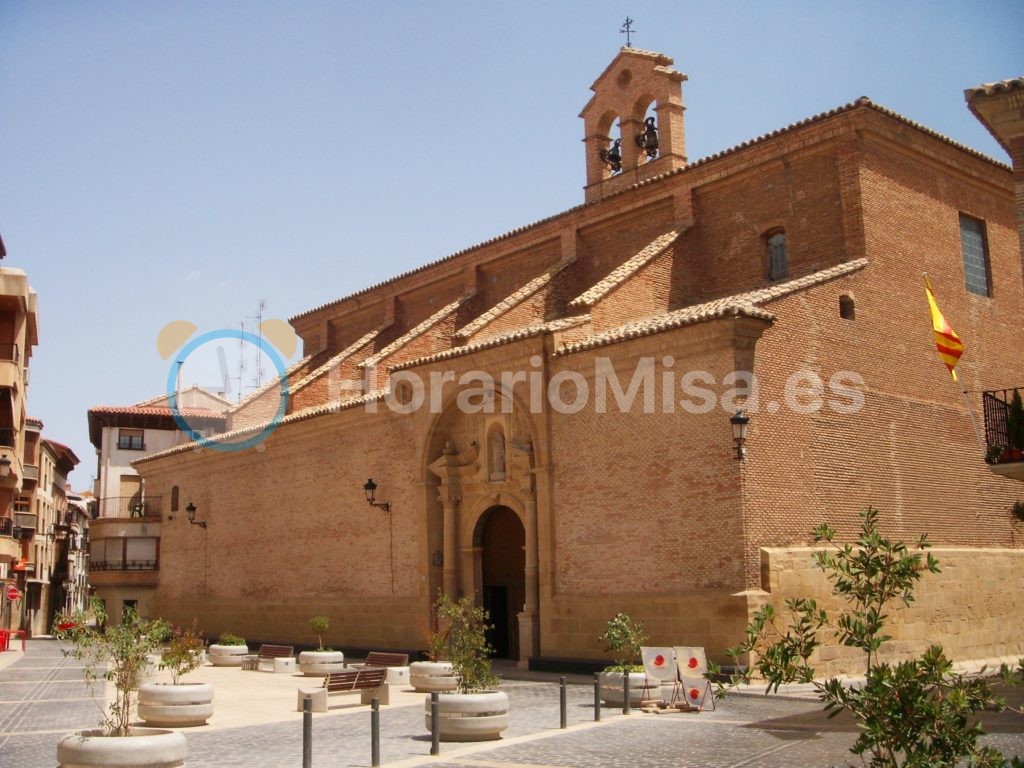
<box><xmin>186</xmin><ymin>502</ymin><xmax>206</xmax><ymax>528</ymax></box>
<box><xmin>730</xmin><ymin>410</ymin><xmax>750</xmax><ymax>460</ymax></box>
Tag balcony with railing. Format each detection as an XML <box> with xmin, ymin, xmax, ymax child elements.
<box><xmin>98</xmin><ymin>496</ymin><xmax>163</xmax><ymax>519</ymax></box>
<box><xmin>88</xmin><ymin>534</ymin><xmax>160</xmax><ymax>586</ymax></box>
<box><xmin>0</xmin><ymin>516</ymin><xmax>20</xmax><ymax>560</ymax></box>
<box><xmin>983</xmin><ymin>387</ymin><xmax>1024</xmax><ymax>482</ymax></box>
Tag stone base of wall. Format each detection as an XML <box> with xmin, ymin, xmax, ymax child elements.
<box><xmin>151</xmin><ymin>595</ymin><xmax>425</xmax><ymax>651</ymax></box>
<box><xmin>759</xmin><ymin>547</ymin><xmax>1024</xmax><ymax>677</ymax></box>
<box><xmin>541</xmin><ymin>591</ymin><xmax>752</xmax><ymax>666</ymax></box>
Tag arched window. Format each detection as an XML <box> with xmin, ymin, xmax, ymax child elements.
<box><xmin>765</xmin><ymin>230</ymin><xmax>789</xmax><ymax>281</ymax></box>
<box><xmin>839</xmin><ymin>294</ymin><xmax>856</xmax><ymax>320</ymax></box>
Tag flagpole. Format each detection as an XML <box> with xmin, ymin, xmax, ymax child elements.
<box><xmin>960</xmin><ymin>387</ymin><xmax>986</xmax><ymax>453</ymax></box>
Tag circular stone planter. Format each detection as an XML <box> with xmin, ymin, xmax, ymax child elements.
<box><xmin>208</xmin><ymin>643</ymin><xmax>248</xmax><ymax>666</ymax></box>
<box><xmin>409</xmin><ymin>660</ymin><xmax>458</xmax><ymax>692</ymax></box>
<box><xmin>57</xmin><ymin>727</ymin><xmax>187</xmax><ymax>767</ymax></box>
<box><xmin>599</xmin><ymin>670</ymin><xmax>652</xmax><ymax>707</ymax></box>
<box><xmin>297</xmin><ymin>650</ymin><xmax>345</xmax><ymax>676</ymax></box>
<box><xmin>138</xmin><ymin>682</ymin><xmax>214</xmax><ymax>727</ymax></box>
<box><xmin>424</xmin><ymin>691</ymin><xmax>509</xmax><ymax>741</ymax></box>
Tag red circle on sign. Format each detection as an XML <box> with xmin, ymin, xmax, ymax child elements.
<box><xmin>688</xmin><ymin>657</ymin><xmax>698</xmax><ymax>668</ymax></box>
<box><xmin>689</xmin><ymin>688</ymin><xmax>700</xmax><ymax>700</ymax></box>
<box><xmin>654</xmin><ymin>654</ymin><xmax>664</xmax><ymax>667</ymax></box>
<box><xmin>6</xmin><ymin>587</ymin><xmax>19</xmax><ymax>600</ymax></box>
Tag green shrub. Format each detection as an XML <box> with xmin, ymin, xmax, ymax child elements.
<box><xmin>433</xmin><ymin>592</ymin><xmax>499</xmax><ymax>693</ymax></box>
<box><xmin>54</xmin><ymin>598</ymin><xmax>170</xmax><ymax>736</ymax></box>
<box><xmin>159</xmin><ymin>620</ymin><xmax>205</xmax><ymax>685</ymax></box>
<box><xmin>708</xmin><ymin>507</ymin><xmax>1024</xmax><ymax>767</ymax></box>
<box><xmin>309</xmin><ymin>615</ymin><xmax>330</xmax><ymax>651</ymax></box>
<box><xmin>599</xmin><ymin>612</ymin><xmax>645</xmax><ymax>673</ymax></box>
<box><xmin>217</xmin><ymin>632</ymin><xmax>246</xmax><ymax>646</ymax></box>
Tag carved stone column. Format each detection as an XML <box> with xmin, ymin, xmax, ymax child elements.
<box><xmin>441</xmin><ymin>496</ymin><xmax>459</xmax><ymax>598</ymax></box>
<box><xmin>517</xmin><ymin>494</ymin><xmax>540</xmax><ymax>668</ymax></box>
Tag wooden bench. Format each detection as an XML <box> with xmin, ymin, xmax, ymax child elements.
<box><xmin>358</xmin><ymin>652</ymin><xmax>409</xmax><ymax>668</ymax></box>
<box><xmin>297</xmin><ymin>667</ymin><xmax>389</xmax><ymax>711</ymax></box>
<box><xmin>354</xmin><ymin>652</ymin><xmax>410</xmax><ymax>685</ymax></box>
<box><xmin>241</xmin><ymin>644</ymin><xmax>295</xmax><ymax>672</ymax></box>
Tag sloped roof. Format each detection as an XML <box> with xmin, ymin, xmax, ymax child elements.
<box><xmin>287</xmin><ymin>329</ymin><xmax>380</xmax><ymax>394</ymax></box>
<box><xmin>569</xmin><ymin>230</ymin><xmax>681</xmax><ymax>308</ymax></box>
<box><xmin>290</xmin><ymin>97</ymin><xmax>1003</xmax><ymax>329</ymax></box>
<box><xmin>133</xmin><ymin>389</ymin><xmax>388</xmax><ymax>465</ymax></box>
<box><xmin>558</xmin><ymin>258</ymin><xmax>868</xmax><ymax>356</ymax></box>
<box><xmin>358</xmin><ymin>298</ymin><xmax>467</xmax><ymax>370</ymax></box>
<box><xmin>392</xmin><ymin>315</ymin><xmax>591</xmax><ymax>371</ymax></box>
<box><xmin>455</xmin><ymin>259</ymin><xmax>575</xmax><ymax>340</ymax></box>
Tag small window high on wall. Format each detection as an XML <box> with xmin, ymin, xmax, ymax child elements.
<box><xmin>765</xmin><ymin>230</ymin><xmax>789</xmax><ymax>281</ymax></box>
<box><xmin>959</xmin><ymin>213</ymin><xmax>991</xmax><ymax>297</ymax></box>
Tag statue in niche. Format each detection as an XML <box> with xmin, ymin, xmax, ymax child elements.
<box><xmin>489</xmin><ymin>429</ymin><xmax>506</xmax><ymax>481</ymax></box>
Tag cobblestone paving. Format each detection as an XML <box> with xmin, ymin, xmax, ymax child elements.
<box><xmin>3</xmin><ymin>640</ymin><xmax>1023</xmax><ymax>767</ymax></box>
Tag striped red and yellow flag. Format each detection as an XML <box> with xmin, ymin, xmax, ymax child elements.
<box><xmin>925</xmin><ymin>277</ymin><xmax>964</xmax><ymax>382</ymax></box>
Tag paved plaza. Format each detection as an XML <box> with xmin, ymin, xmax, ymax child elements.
<box><xmin>1</xmin><ymin>639</ymin><xmax>1021</xmax><ymax>767</ymax></box>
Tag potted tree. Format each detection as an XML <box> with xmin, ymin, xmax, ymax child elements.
<box><xmin>53</xmin><ymin>599</ymin><xmax>187</xmax><ymax>768</ymax></box>
<box><xmin>422</xmin><ymin>592</ymin><xmax>508</xmax><ymax>741</ymax></box>
<box><xmin>138</xmin><ymin>621</ymin><xmax>214</xmax><ymax>727</ymax></box>
<box><xmin>208</xmin><ymin>632</ymin><xmax>248</xmax><ymax>666</ymax></box>
<box><xmin>409</xmin><ymin>598</ymin><xmax>458</xmax><ymax>692</ymax></box>
<box><xmin>298</xmin><ymin>615</ymin><xmax>345</xmax><ymax>676</ymax></box>
<box><xmin>598</xmin><ymin>612</ymin><xmax>651</xmax><ymax>707</ymax></box>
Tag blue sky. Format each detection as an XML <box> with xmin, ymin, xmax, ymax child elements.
<box><xmin>1</xmin><ymin>1</ymin><xmax>1022</xmax><ymax>488</ymax></box>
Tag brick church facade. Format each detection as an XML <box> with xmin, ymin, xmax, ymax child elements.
<box><xmin>136</xmin><ymin>48</ymin><xmax>1024</xmax><ymax>674</ymax></box>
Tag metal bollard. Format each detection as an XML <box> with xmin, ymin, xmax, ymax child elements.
<box><xmin>302</xmin><ymin>694</ymin><xmax>312</xmax><ymax>768</ymax></box>
<box><xmin>430</xmin><ymin>691</ymin><xmax>440</xmax><ymax>756</ymax></box>
<box><xmin>594</xmin><ymin>673</ymin><xmax>601</xmax><ymax>721</ymax></box>
<box><xmin>623</xmin><ymin>671</ymin><xmax>631</xmax><ymax>715</ymax></box>
<box><xmin>559</xmin><ymin>675</ymin><xmax>567</xmax><ymax>728</ymax></box>
<box><xmin>371</xmin><ymin>697</ymin><xmax>380</xmax><ymax>767</ymax></box>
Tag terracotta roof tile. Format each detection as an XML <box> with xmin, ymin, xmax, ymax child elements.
<box><xmin>87</xmin><ymin>405</ymin><xmax>226</xmax><ymax>420</ymax></box>
<box><xmin>557</xmin><ymin>258</ymin><xmax>867</xmax><ymax>356</ymax></box>
<box><xmin>456</xmin><ymin>259</ymin><xmax>575</xmax><ymax>340</ymax></box>
<box><xmin>133</xmin><ymin>390</ymin><xmax>388</xmax><ymax>465</ymax></box>
<box><xmin>229</xmin><ymin>355</ymin><xmax>314</xmax><ymax>411</ymax></box>
<box><xmin>392</xmin><ymin>315</ymin><xmax>591</xmax><ymax>372</ymax></box>
<box><xmin>359</xmin><ymin>298</ymin><xmax>467</xmax><ymax>370</ymax></box>
<box><xmin>964</xmin><ymin>77</ymin><xmax>1024</xmax><ymax>98</ymax></box>
<box><xmin>290</xmin><ymin>100</ymin><xmax>1001</xmax><ymax>328</ymax></box>
<box><xmin>557</xmin><ymin>300</ymin><xmax>773</xmax><ymax>356</ymax></box>
<box><xmin>287</xmin><ymin>329</ymin><xmax>380</xmax><ymax>394</ymax></box>
<box><xmin>569</xmin><ymin>230</ymin><xmax>681</xmax><ymax>308</ymax></box>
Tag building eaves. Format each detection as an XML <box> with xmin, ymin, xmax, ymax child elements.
<box><xmin>392</xmin><ymin>315</ymin><xmax>591</xmax><ymax>372</ymax></box>
<box><xmin>557</xmin><ymin>258</ymin><xmax>867</xmax><ymax>357</ymax></box>
<box><xmin>557</xmin><ymin>300</ymin><xmax>774</xmax><ymax>356</ymax></box>
<box><xmin>455</xmin><ymin>259</ymin><xmax>575</xmax><ymax>340</ymax></box>
<box><xmin>290</xmin><ymin>98</ymin><xmax>1002</xmax><ymax>328</ymax></box>
<box><xmin>358</xmin><ymin>298</ymin><xmax>467</xmax><ymax>370</ymax></box>
<box><xmin>42</xmin><ymin>438</ymin><xmax>80</xmax><ymax>470</ymax></box>
<box><xmin>569</xmin><ymin>230</ymin><xmax>681</xmax><ymax>308</ymax></box>
<box><xmin>132</xmin><ymin>390</ymin><xmax>388</xmax><ymax>465</ymax></box>
<box><xmin>964</xmin><ymin>76</ymin><xmax>1024</xmax><ymax>155</ymax></box>
<box><xmin>229</xmin><ymin>354</ymin><xmax>313</xmax><ymax>412</ymax></box>
<box><xmin>964</xmin><ymin>77</ymin><xmax>1024</xmax><ymax>98</ymax></box>
<box><xmin>287</xmin><ymin>329</ymin><xmax>380</xmax><ymax>394</ymax></box>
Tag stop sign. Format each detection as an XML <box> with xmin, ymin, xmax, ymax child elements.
<box><xmin>6</xmin><ymin>586</ymin><xmax>19</xmax><ymax>601</ymax></box>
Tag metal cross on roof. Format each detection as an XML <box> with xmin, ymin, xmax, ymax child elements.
<box><xmin>620</xmin><ymin>17</ymin><xmax>635</xmax><ymax>47</ymax></box>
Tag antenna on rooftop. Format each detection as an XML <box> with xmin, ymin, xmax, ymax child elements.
<box><xmin>247</xmin><ymin>300</ymin><xmax>267</xmax><ymax>392</ymax></box>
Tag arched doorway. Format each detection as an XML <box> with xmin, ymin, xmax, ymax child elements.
<box><xmin>476</xmin><ymin>506</ymin><xmax>525</xmax><ymax>660</ymax></box>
